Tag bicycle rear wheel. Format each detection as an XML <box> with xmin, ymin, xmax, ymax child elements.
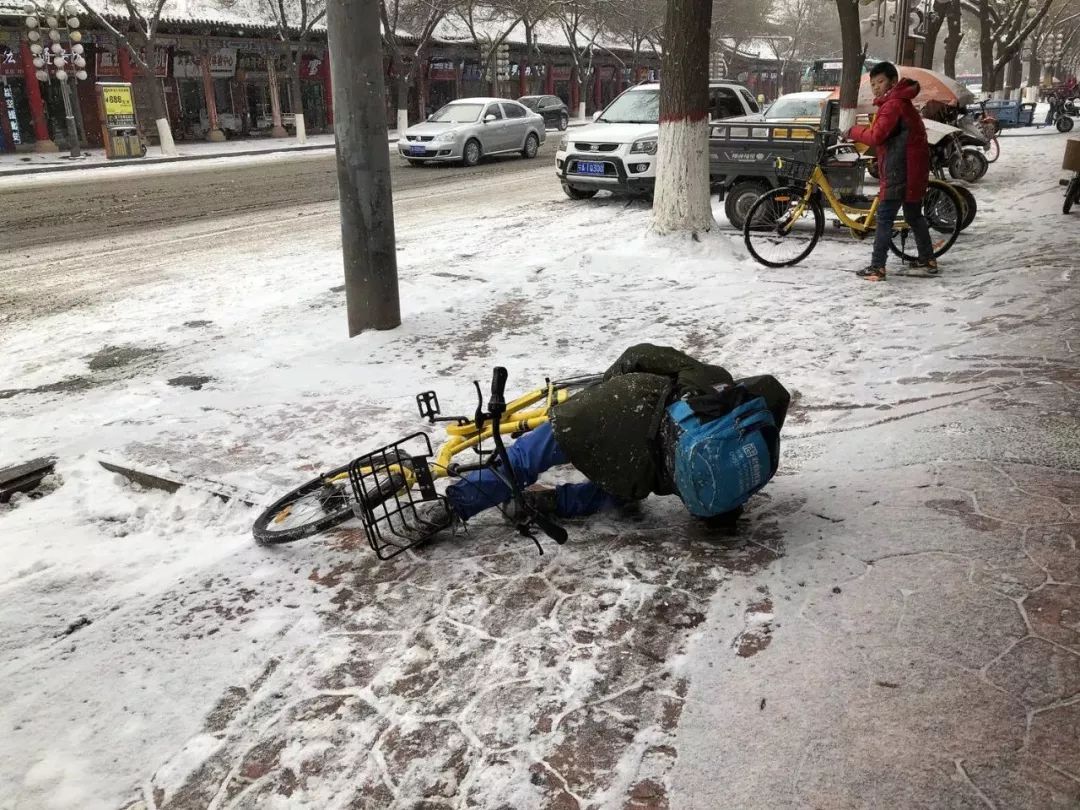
<box><xmin>253</xmin><ymin>457</ymin><xmax>407</xmax><ymax>545</ymax></box>
<box><xmin>952</xmin><ymin>184</ymin><xmax>977</xmax><ymax>231</ymax></box>
<box><xmin>888</xmin><ymin>180</ymin><xmax>962</xmax><ymax>262</ymax></box>
<box><xmin>743</xmin><ymin>186</ymin><xmax>824</xmax><ymax>268</ymax></box>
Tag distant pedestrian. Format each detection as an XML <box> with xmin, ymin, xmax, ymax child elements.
<box><xmin>846</xmin><ymin>62</ymin><xmax>936</xmax><ymax>281</ymax></box>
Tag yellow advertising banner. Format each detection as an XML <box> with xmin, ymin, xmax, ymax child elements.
<box><xmin>103</xmin><ymin>85</ymin><xmax>134</xmax><ymax>116</ymax></box>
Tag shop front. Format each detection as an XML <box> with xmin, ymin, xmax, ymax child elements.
<box><xmin>0</xmin><ymin>37</ymin><xmax>28</xmax><ymax>151</ymax></box>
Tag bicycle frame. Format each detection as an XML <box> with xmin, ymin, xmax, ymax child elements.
<box><xmin>781</xmin><ymin>164</ymin><xmax>905</xmax><ymax>237</ymax></box>
<box><xmin>318</xmin><ymin>380</ymin><xmax>578</xmax><ymax>490</ymax></box>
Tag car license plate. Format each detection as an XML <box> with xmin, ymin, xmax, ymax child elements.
<box><xmin>576</xmin><ymin>161</ymin><xmax>606</xmax><ymax>175</ymax></box>
<box><xmin>408</xmin><ymin>145</ymin><xmax>426</xmax><ymax>155</ymax></box>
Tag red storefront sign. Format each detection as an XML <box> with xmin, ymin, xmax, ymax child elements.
<box><xmin>300</xmin><ymin>53</ymin><xmax>327</xmax><ymax>80</ymax></box>
<box><xmin>97</xmin><ymin>46</ymin><xmax>169</xmax><ymax>78</ymax></box>
<box><xmin>1</xmin><ymin>44</ymin><xmax>22</xmax><ymax>76</ymax></box>
<box><xmin>428</xmin><ymin>58</ymin><xmax>456</xmax><ymax>81</ymax></box>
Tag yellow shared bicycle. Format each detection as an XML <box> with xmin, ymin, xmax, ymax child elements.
<box><xmin>252</xmin><ymin>368</ymin><xmax>601</xmax><ymax>558</ymax></box>
<box><xmin>743</xmin><ymin>135</ymin><xmax>964</xmax><ymax>268</ymax></box>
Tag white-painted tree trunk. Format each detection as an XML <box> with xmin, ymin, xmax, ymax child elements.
<box><xmin>577</xmin><ymin>101</ymin><xmax>586</xmax><ymax>120</ymax></box>
<box><xmin>839</xmin><ymin>107</ymin><xmax>857</xmax><ymax>133</ymax></box>
<box><xmin>650</xmin><ymin>118</ymin><xmax>714</xmax><ymax>235</ymax></box>
<box><xmin>155</xmin><ymin>118</ymin><xmax>177</xmax><ymax>156</ymax></box>
<box><xmin>294</xmin><ymin>112</ymin><xmax>307</xmax><ymax>144</ymax></box>
<box><xmin>396</xmin><ymin>108</ymin><xmax>408</xmax><ymax>135</ymax></box>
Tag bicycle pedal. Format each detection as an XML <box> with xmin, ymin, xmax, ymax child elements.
<box><xmin>416</xmin><ymin>390</ymin><xmax>440</xmax><ymax>422</ymax></box>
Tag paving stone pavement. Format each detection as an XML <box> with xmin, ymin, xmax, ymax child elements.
<box><xmin>113</xmin><ymin>307</ymin><xmax>1080</xmax><ymax>809</ymax></box>
<box><xmin>120</xmin><ymin>498</ymin><xmax>798</xmax><ymax>810</ymax></box>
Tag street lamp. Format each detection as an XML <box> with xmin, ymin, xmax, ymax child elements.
<box><xmin>23</xmin><ymin>0</ymin><xmax>85</xmax><ymax>158</ymax></box>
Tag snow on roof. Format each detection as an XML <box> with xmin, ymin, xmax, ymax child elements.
<box><xmin>0</xmin><ymin>0</ymin><xmax>316</xmax><ymax>32</ymax></box>
<box><xmin>424</xmin><ymin>12</ymin><xmax>656</xmax><ymax>57</ymax></box>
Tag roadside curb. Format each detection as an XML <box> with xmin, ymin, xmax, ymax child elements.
<box><xmin>0</xmin><ymin>142</ymin><xmax>338</xmax><ymax>178</ymax></box>
<box><xmin>1</xmin><ymin>120</ymin><xmax>587</xmax><ymax>178</ymax></box>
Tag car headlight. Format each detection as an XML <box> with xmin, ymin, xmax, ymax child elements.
<box><xmin>433</xmin><ymin>130</ymin><xmax>456</xmax><ymax>143</ymax></box>
<box><xmin>558</xmin><ymin>135</ymin><xmax>569</xmax><ymax>151</ymax></box>
<box><xmin>630</xmin><ymin>138</ymin><xmax>658</xmax><ymax>155</ymax></box>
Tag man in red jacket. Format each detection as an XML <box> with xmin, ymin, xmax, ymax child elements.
<box><xmin>847</xmin><ymin>62</ymin><xmax>936</xmax><ymax>281</ymax></box>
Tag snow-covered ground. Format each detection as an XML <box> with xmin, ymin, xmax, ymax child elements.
<box><xmin>1</xmin><ymin>126</ymin><xmax>1077</xmax><ymax>809</ymax></box>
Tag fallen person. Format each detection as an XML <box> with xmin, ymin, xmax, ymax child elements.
<box><xmin>415</xmin><ymin>344</ymin><xmax>790</xmax><ymax>535</ymax></box>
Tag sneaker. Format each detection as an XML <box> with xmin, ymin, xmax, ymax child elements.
<box><xmin>856</xmin><ymin>265</ymin><xmax>887</xmax><ymax>281</ymax></box>
<box><xmin>393</xmin><ymin>498</ymin><xmax>457</xmax><ymax>543</ymax></box>
<box><xmin>907</xmin><ymin>258</ymin><xmax>939</xmax><ymax>275</ymax></box>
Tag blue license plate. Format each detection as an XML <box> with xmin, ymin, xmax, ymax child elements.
<box><xmin>408</xmin><ymin>145</ymin><xmax>426</xmax><ymax>155</ymax></box>
<box><xmin>576</xmin><ymin>161</ymin><xmax>606</xmax><ymax>175</ymax></box>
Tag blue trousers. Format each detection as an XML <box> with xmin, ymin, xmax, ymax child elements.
<box><xmin>445</xmin><ymin>422</ymin><xmax>624</xmax><ymax>520</ymax></box>
<box><xmin>872</xmin><ymin>198</ymin><xmax>934</xmax><ymax>267</ymax></box>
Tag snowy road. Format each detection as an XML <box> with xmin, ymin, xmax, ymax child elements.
<box><xmin>2</xmin><ymin>129</ymin><xmax>1079</xmax><ymax>810</ymax></box>
<box><xmin>0</xmin><ymin>143</ymin><xmax>562</xmax><ymax>324</ymax></box>
<box><xmin>0</xmin><ymin>138</ymin><xmax>558</xmax><ymax>253</ymax></box>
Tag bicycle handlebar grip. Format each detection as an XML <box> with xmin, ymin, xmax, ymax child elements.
<box><xmin>533</xmin><ymin>511</ymin><xmax>568</xmax><ymax>545</ymax></box>
<box><xmin>489</xmin><ymin>366</ymin><xmax>508</xmax><ymax>411</ymax></box>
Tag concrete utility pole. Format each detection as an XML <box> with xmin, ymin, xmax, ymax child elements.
<box><xmin>327</xmin><ymin>0</ymin><xmax>401</xmax><ymax>335</ymax></box>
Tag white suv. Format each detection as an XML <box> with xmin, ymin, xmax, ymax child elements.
<box><xmin>555</xmin><ymin>81</ymin><xmax>760</xmax><ymax>199</ymax></box>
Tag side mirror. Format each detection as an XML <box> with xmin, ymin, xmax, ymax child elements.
<box><xmin>592</xmin><ymin>110</ymin><xmax>602</xmax><ymax>121</ymax></box>
<box><xmin>484</xmin><ymin>113</ymin><xmax>497</xmax><ymax>122</ymax></box>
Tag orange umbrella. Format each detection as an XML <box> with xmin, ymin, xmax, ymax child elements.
<box><xmin>829</xmin><ymin>67</ymin><xmax>975</xmax><ymax>114</ymax></box>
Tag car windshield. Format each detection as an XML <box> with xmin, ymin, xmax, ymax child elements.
<box><xmin>596</xmin><ymin>89</ymin><xmax>660</xmax><ymax>123</ymax></box>
<box><xmin>765</xmin><ymin>96</ymin><xmax>826</xmax><ymax>120</ymax></box>
<box><xmin>518</xmin><ymin>97</ymin><xmax>541</xmax><ymax>110</ymax></box>
<box><xmin>430</xmin><ymin>103</ymin><xmax>483</xmax><ymax>123</ymax></box>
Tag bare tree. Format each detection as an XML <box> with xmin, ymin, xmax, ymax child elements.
<box><xmin>650</xmin><ymin>0</ymin><xmax>714</xmax><ymax>235</ymax></box>
<box><xmin>456</xmin><ymin>0</ymin><xmax>522</xmax><ymax>96</ymax></box>
<box><xmin>262</xmin><ymin>0</ymin><xmax>327</xmax><ymax>144</ymax></box>
<box><xmin>977</xmin><ymin>0</ymin><xmax>1056</xmax><ymax>94</ymax></box>
<box><xmin>77</xmin><ymin>0</ymin><xmax>177</xmax><ymax>154</ymax></box>
<box><xmin>381</xmin><ymin>0</ymin><xmax>456</xmax><ymax>133</ymax></box>
<box><xmin>501</xmin><ymin>0</ymin><xmax>561</xmax><ymax>92</ymax></box>
<box><xmin>556</xmin><ymin>0</ymin><xmax>606</xmax><ymax>119</ymax></box>
<box><xmin>606</xmin><ymin>0</ymin><xmax>664</xmax><ymax>80</ymax></box>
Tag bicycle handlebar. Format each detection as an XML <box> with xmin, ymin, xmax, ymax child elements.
<box><xmin>489</xmin><ymin>366</ymin><xmax>508</xmax><ymax>413</ymax></box>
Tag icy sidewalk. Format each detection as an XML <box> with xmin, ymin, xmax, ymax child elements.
<box><xmin>1</xmin><ymin>130</ymin><xmax>1079</xmax><ymax>809</ymax></box>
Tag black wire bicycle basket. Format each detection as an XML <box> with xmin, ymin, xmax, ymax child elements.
<box><xmin>347</xmin><ymin>432</ymin><xmax>448</xmax><ymax>560</ymax></box>
<box><xmin>775</xmin><ymin>156</ymin><xmax>817</xmax><ymax>185</ymax></box>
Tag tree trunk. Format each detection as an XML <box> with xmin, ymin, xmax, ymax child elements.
<box><xmin>836</xmin><ymin>0</ymin><xmax>863</xmax><ymax>131</ymax></box>
<box><xmin>1027</xmin><ymin>45</ymin><xmax>1040</xmax><ymax>87</ymax></box>
<box><xmin>328</xmin><ymin>0</ymin><xmax>400</xmax><ymax>334</ymax></box>
<box><xmin>943</xmin><ymin>0</ymin><xmax>962</xmax><ymax>78</ymax></box>
<box><xmin>1005</xmin><ymin>52</ymin><xmax>1023</xmax><ymax>95</ymax></box>
<box><xmin>979</xmin><ymin>1</ymin><xmax>996</xmax><ymax>92</ymax></box>
<box><xmin>290</xmin><ymin>49</ymin><xmax>307</xmax><ymax>144</ymax></box>
<box><xmin>922</xmin><ymin>14</ymin><xmax>945</xmax><ymax>68</ymax></box>
<box><xmin>650</xmin><ymin>0</ymin><xmax>713</xmax><ymax>235</ymax></box>
<box><xmin>143</xmin><ymin>70</ymin><xmax>177</xmax><ymax>155</ymax></box>
<box><xmin>395</xmin><ymin>73</ymin><xmax>409</xmax><ymax>133</ymax></box>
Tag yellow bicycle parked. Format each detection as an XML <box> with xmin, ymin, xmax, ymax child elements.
<box><xmin>743</xmin><ymin>135</ymin><xmax>963</xmax><ymax>268</ymax></box>
<box><xmin>252</xmin><ymin>369</ymin><xmax>601</xmax><ymax>558</ymax></box>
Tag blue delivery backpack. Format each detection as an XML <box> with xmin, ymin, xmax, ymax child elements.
<box><xmin>666</xmin><ymin>389</ymin><xmax>780</xmax><ymax>517</ymax></box>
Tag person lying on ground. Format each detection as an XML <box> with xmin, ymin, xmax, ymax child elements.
<box><xmin>413</xmin><ymin>343</ymin><xmax>790</xmax><ymax>537</ymax></box>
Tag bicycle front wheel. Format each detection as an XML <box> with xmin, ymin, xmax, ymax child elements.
<box><xmin>743</xmin><ymin>186</ymin><xmax>824</xmax><ymax>268</ymax></box>
<box><xmin>888</xmin><ymin>181</ymin><xmax>962</xmax><ymax>262</ymax></box>
<box><xmin>253</xmin><ymin>459</ymin><xmax>407</xmax><ymax>545</ymax></box>
<box><xmin>985</xmin><ymin>137</ymin><xmax>1000</xmax><ymax>163</ymax></box>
